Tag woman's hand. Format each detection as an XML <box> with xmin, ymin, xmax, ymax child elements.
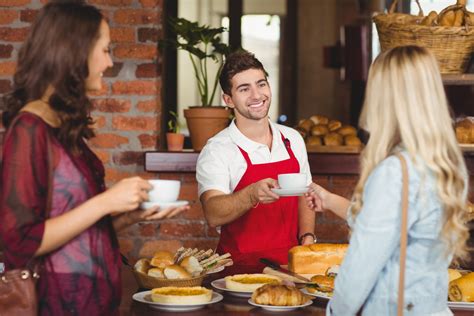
<box><xmin>305</xmin><ymin>182</ymin><xmax>332</xmax><ymax>212</ymax></box>
<box><xmin>98</xmin><ymin>177</ymin><xmax>152</xmax><ymax>215</ymax></box>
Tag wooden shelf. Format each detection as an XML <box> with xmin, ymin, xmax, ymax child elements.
<box><xmin>442</xmin><ymin>74</ymin><xmax>474</xmax><ymax>85</ymax></box>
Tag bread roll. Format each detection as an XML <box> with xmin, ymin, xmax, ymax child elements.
<box><xmin>448</xmin><ymin>269</ymin><xmax>462</xmax><ymax>283</ymax></box>
<box><xmin>344</xmin><ymin>135</ymin><xmax>362</xmax><ymax>146</ymax></box>
<box><xmin>328</xmin><ymin>120</ymin><xmax>342</xmax><ymax>132</ymax></box>
<box><xmin>298</xmin><ymin>119</ymin><xmax>314</xmax><ymax>132</ymax></box>
<box><xmin>449</xmin><ymin>272</ymin><xmax>474</xmax><ymax>302</ymax></box>
<box><xmin>251</xmin><ymin>284</ymin><xmax>310</xmax><ymax>306</ymax></box>
<box><xmin>310</xmin><ymin>115</ymin><xmax>329</xmax><ymax>125</ymax></box>
<box><xmin>456</xmin><ymin>126</ymin><xmax>471</xmax><ymax>144</ymax></box>
<box><xmin>134</xmin><ymin>258</ymin><xmax>150</xmax><ymax>274</ymax></box>
<box><xmin>288</xmin><ymin>243</ymin><xmax>348</xmax><ymax>274</ymax></box>
<box><xmin>311</xmin><ymin>124</ymin><xmax>329</xmax><ymax>136</ymax></box>
<box><xmin>147</xmin><ymin>267</ymin><xmax>164</xmax><ymax>278</ymax></box>
<box><xmin>324</xmin><ymin>132</ymin><xmax>343</xmax><ymax>146</ymax></box>
<box><xmin>337</xmin><ymin>125</ymin><xmax>357</xmax><ymax>137</ymax></box>
<box><xmin>308</xmin><ymin>275</ymin><xmax>335</xmax><ymax>293</ymax></box>
<box><xmin>180</xmin><ymin>256</ymin><xmax>203</xmax><ymax>277</ymax></box>
<box><xmin>151</xmin><ymin>286</ymin><xmax>212</xmax><ymax>304</ymax></box>
<box><xmin>164</xmin><ymin>264</ymin><xmax>192</xmax><ymax>279</ymax></box>
<box><xmin>306</xmin><ymin>135</ymin><xmax>322</xmax><ymax>146</ymax></box>
<box><xmin>150</xmin><ymin>250</ymin><xmax>174</xmax><ymax>268</ymax></box>
<box><xmin>225</xmin><ymin>274</ymin><xmax>281</xmax><ymax>292</ymax></box>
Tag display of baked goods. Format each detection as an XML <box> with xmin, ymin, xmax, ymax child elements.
<box><xmin>455</xmin><ymin>117</ymin><xmax>474</xmax><ymax>144</ymax></box>
<box><xmin>297</xmin><ymin>114</ymin><xmax>362</xmax><ymax>152</ymax></box>
<box><xmin>449</xmin><ymin>271</ymin><xmax>474</xmax><ymax>302</ymax></box>
<box><xmin>251</xmin><ymin>284</ymin><xmax>311</xmax><ymax>306</ymax></box>
<box><xmin>288</xmin><ymin>243</ymin><xmax>348</xmax><ymax>274</ymax></box>
<box><xmin>150</xmin><ymin>286</ymin><xmax>213</xmax><ymax>304</ymax></box>
<box><xmin>225</xmin><ymin>274</ymin><xmax>282</xmax><ymax>292</ymax></box>
<box><xmin>134</xmin><ymin>247</ymin><xmax>233</xmax><ymax>280</ymax></box>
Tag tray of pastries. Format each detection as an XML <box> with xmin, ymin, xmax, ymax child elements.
<box><xmin>296</xmin><ymin>115</ymin><xmax>363</xmax><ymax>153</ymax></box>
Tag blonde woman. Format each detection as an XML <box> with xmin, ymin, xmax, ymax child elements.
<box><xmin>306</xmin><ymin>46</ymin><xmax>469</xmax><ymax>315</ymax></box>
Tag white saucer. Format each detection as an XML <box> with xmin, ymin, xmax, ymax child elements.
<box><xmin>447</xmin><ymin>301</ymin><xmax>474</xmax><ymax>310</ymax></box>
<box><xmin>248</xmin><ymin>298</ymin><xmax>313</xmax><ymax>311</ymax></box>
<box><xmin>271</xmin><ymin>187</ymin><xmax>309</xmax><ymax>197</ymax></box>
<box><xmin>211</xmin><ymin>278</ymin><xmax>253</xmax><ymax>298</ymax></box>
<box><xmin>132</xmin><ymin>290</ymin><xmax>223</xmax><ymax>311</ymax></box>
<box><xmin>140</xmin><ymin>200</ymin><xmax>189</xmax><ymax>210</ymax></box>
<box><xmin>300</xmin><ymin>288</ymin><xmax>331</xmax><ymax>300</ymax></box>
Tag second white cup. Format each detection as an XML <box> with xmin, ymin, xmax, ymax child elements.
<box><xmin>147</xmin><ymin>179</ymin><xmax>181</xmax><ymax>202</ymax></box>
<box><xmin>278</xmin><ymin>173</ymin><xmax>307</xmax><ymax>189</ymax></box>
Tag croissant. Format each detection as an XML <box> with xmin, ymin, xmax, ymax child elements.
<box><xmin>449</xmin><ymin>272</ymin><xmax>474</xmax><ymax>302</ymax></box>
<box><xmin>251</xmin><ymin>284</ymin><xmax>310</xmax><ymax>306</ymax></box>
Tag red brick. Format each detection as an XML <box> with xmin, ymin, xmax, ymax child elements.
<box><xmin>182</xmin><ymin>239</ymin><xmax>218</xmax><ymax>251</ymax></box>
<box><xmin>137</xmin><ymin>99</ymin><xmax>159</xmax><ymax>112</ymax></box>
<box><xmin>315</xmin><ymin>222</ymin><xmax>349</xmax><ymax>243</ymax></box>
<box><xmin>138</xmin><ymin>240</ymin><xmax>182</xmax><ymax>258</ymax></box>
<box><xmin>86</xmin><ymin>81</ymin><xmax>109</xmax><ymax>96</ymax></box>
<box><xmin>180</xmin><ymin>182</ymin><xmax>198</xmax><ymax>201</ymax></box>
<box><xmin>159</xmin><ymin>222</ymin><xmax>206</xmax><ymax>237</ymax></box>
<box><xmin>112</xmin><ymin>80</ymin><xmax>158</xmax><ymax>95</ymax></box>
<box><xmin>139</xmin><ymin>0</ymin><xmax>161</xmax><ymax>8</ymax></box>
<box><xmin>112</xmin><ymin>116</ymin><xmax>157</xmax><ymax>131</ymax></box>
<box><xmin>0</xmin><ymin>61</ymin><xmax>16</xmax><ymax>75</ymax></box>
<box><xmin>137</xmin><ymin>27</ymin><xmax>160</xmax><ymax>43</ymax></box>
<box><xmin>136</xmin><ymin>63</ymin><xmax>159</xmax><ymax>78</ymax></box>
<box><xmin>20</xmin><ymin>9</ymin><xmax>37</xmax><ymax>23</ymax></box>
<box><xmin>91</xmin><ymin>115</ymin><xmax>106</xmax><ymax>129</ymax></box>
<box><xmin>114</xmin><ymin>44</ymin><xmax>157</xmax><ymax>59</ymax></box>
<box><xmin>0</xmin><ymin>79</ymin><xmax>11</xmax><ymax>93</ymax></box>
<box><xmin>92</xmin><ymin>149</ymin><xmax>110</xmax><ymax>164</ymax></box>
<box><xmin>88</xmin><ymin>0</ymin><xmax>132</xmax><ymax>5</ymax></box>
<box><xmin>0</xmin><ymin>0</ymin><xmax>30</xmax><ymax>7</ymax></box>
<box><xmin>113</xmin><ymin>151</ymin><xmax>144</xmax><ymax>166</ymax></box>
<box><xmin>93</xmin><ymin>98</ymin><xmax>131</xmax><ymax>113</ymax></box>
<box><xmin>114</xmin><ymin>9</ymin><xmax>158</xmax><ymax>25</ymax></box>
<box><xmin>0</xmin><ymin>10</ymin><xmax>18</xmax><ymax>24</ymax></box>
<box><xmin>110</xmin><ymin>27</ymin><xmax>135</xmax><ymax>43</ymax></box>
<box><xmin>104</xmin><ymin>167</ymin><xmax>135</xmax><ymax>184</ymax></box>
<box><xmin>0</xmin><ymin>27</ymin><xmax>28</xmax><ymax>42</ymax></box>
<box><xmin>103</xmin><ymin>62</ymin><xmax>123</xmax><ymax>78</ymax></box>
<box><xmin>89</xmin><ymin>133</ymin><xmax>129</xmax><ymax>148</ymax></box>
<box><xmin>138</xmin><ymin>133</ymin><xmax>158</xmax><ymax>148</ymax></box>
<box><xmin>0</xmin><ymin>44</ymin><xmax>12</xmax><ymax>58</ymax></box>
<box><xmin>207</xmin><ymin>226</ymin><xmax>219</xmax><ymax>238</ymax></box>
<box><xmin>138</xmin><ymin>222</ymin><xmax>157</xmax><ymax>237</ymax></box>
<box><xmin>182</xmin><ymin>204</ymin><xmax>204</xmax><ymax>220</ymax></box>
<box><xmin>117</xmin><ymin>238</ymin><xmax>134</xmax><ymax>254</ymax></box>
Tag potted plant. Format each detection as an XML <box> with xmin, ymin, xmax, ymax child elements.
<box><xmin>161</xmin><ymin>17</ymin><xmax>233</xmax><ymax>151</ymax></box>
<box><xmin>166</xmin><ymin>111</ymin><xmax>185</xmax><ymax>152</ymax></box>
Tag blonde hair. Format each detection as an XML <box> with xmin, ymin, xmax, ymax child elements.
<box><xmin>352</xmin><ymin>45</ymin><xmax>468</xmax><ymax>260</ymax></box>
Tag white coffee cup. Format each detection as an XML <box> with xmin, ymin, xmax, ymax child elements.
<box><xmin>278</xmin><ymin>173</ymin><xmax>307</xmax><ymax>189</ymax></box>
<box><xmin>147</xmin><ymin>179</ymin><xmax>181</xmax><ymax>202</ymax></box>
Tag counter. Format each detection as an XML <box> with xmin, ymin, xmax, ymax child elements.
<box><xmin>119</xmin><ymin>266</ymin><xmax>473</xmax><ymax>315</ymax></box>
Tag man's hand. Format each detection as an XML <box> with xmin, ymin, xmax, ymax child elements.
<box><xmin>249</xmin><ymin>178</ymin><xmax>280</xmax><ymax>205</ymax></box>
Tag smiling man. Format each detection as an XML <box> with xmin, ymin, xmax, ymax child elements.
<box><xmin>196</xmin><ymin>51</ymin><xmax>315</xmax><ymax>273</ymax></box>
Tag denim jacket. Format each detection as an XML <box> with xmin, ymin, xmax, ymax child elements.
<box><xmin>327</xmin><ymin>152</ymin><xmax>453</xmax><ymax>316</ymax></box>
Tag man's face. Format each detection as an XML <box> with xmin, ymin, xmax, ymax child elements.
<box><xmin>223</xmin><ymin>68</ymin><xmax>271</xmax><ymax>122</ymax></box>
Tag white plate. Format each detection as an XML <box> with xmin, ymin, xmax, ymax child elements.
<box><xmin>300</xmin><ymin>288</ymin><xmax>332</xmax><ymax>300</ymax></box>
<box><xmin>140</xmin><ymin>200</ymin><xmax>189</xmax><ymax>210</ymax></box>
<box><xmin>132</xmin><ymin>290</ymin><xmax>223</xmax><ymax>312</ymax></box>
<box><xmin>447</xmin><ymin>301</ymin><xmax>474</xmax><ymax>310</ymax></box>
<box><xmin>248</xmin><ymin>298</ymin><xmax>313</xmax><ymax>311</ymax></box>
<box><xmin>205</xmin><ymin>265</ymin><xmax>225</xmax><ymax>274</ymax></box>
<box><xmin>211</xmin><ymin>278</ymin><xmax>253</xmax><ymax>298</ymax></box>
<box><xmin>271</xmin><ymin>187</ymin><xmax>309</xmax><ymax>197</ymax></box>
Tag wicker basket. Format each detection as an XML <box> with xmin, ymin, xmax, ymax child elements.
<box><xmin>373</xmin><ymin>0</ymin><xmax>474</xmax><ymax>74</ymax></box>
<box><xmin>132</xmin><ymin>269</ymin><xmax>205</xmax><ymax>289</ymax></box>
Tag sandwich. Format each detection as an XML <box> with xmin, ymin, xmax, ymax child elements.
<box><xmin>306</xmin><ymin>274</ymin><xmax>335</xmax><ymax>297</ymax></box>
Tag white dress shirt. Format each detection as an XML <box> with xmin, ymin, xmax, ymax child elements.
<box><xmin>196</xmin><ymin>119</ymin><xmax>312</xmax><ymax>197</ymax></box>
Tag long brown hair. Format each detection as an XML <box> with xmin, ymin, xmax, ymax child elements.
<box><xmin>2</xmin><ymin>1</ymin><xmax>103</xmax><ymax>152</ymax></box>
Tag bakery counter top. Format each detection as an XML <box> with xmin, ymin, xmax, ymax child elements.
<box><xmin>145</xmin><ymin>150</ymin><xmax>474</xmax><ymax>176</ymax></box>
<box><xmin>119</xmin><ymin>266</ymin><xmax>473</xmax><ymax>315</ymax></box>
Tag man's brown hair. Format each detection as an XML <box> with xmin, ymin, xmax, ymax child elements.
<box><xmin>219</xmin><ymin>50</ymin><xmax>268</xmax><ymax>96</ymax></box>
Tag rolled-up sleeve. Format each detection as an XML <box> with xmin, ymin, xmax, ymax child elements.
<box><xmin>0</xmin><ymin>115</ymin><xmax>50</xmax><ymax>269</ymax></box>
<box><xmin>329</xmin><ymin>157</ymin><xmax>404</xmax><ymax>315</ymax></box>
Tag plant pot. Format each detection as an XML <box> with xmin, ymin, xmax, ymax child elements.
<box><xmin>166</xmin><ymin>133</ymin><xmax>185</xmax><ymax>152</ymax></box>
<box><xmin>184</xmin><ymin>106</ymin><xmax>232</xmax><ymax>151</ymax></box>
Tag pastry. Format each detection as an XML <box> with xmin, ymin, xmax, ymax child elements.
<box><xmin>134</xmin><ymin>258</ymin><xmax>150</xmax><ymax>274</ymax></box>
<box><xmin>324</xmin><ymin>132</ymin><xmax>343</xmax><ymax>146</ymax></box>
<box><xmin>251</xmin><ymin>284</ymin><xmax>311</xmax><ymax>306</ymax></box>
<box><xmin>337</xmin><ymin>125</ymin><xmax>357</xmax><ymax>137</ymax></box>
<box><xmin>344</xmin><ymin>135</ymin><xmax>362</xmax><ymax>146</ymax></box>
<box><xmin>328</xmin><ymin>120</ymin><xmax>342</xmax><ymax>132</ymax></box>
<box><xmin>298</xmin><ymin>119</ymin><xmax>314</xmax><ymax>132</ymax></box>
<box><xmin>151</xmin><ymin>286</ymin><xmax>212</xmax><ymax>304</ymax></box>
<box><xmin>225</xmin><ymin>274</ymin><xmax>281</xmax><ymax>292</ymax></box>
<box><xmin>306</xmin><ymin>136</ymin><xmax>322</xmax><ymax>146</ymax></box>
<box><xmin>311</xmin><ymin>124</ymin><xmax>329</xmax><ymax>136</ymax></box>
<box><xmin>163</xmin><ymin>264</ymin><xmax>192</xmax><ymax>279</ymax></box>
<box><xmin>150</xmin><ymin>250</ymin><xmax>174</xmax><ymax>268</ymax></box>
<box><xmin>310</xmin><ymin>115</ymin><xmax>329</xmax><ymax>125</ymax></box>
<box><xmin>449</xmin><ymin>272</ymin><xmax>474</xmax><ymax>302</ymax></box>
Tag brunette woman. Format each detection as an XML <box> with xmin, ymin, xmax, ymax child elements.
<box><xmin>0</xmin><ymin>2</ymin><xmax>187</xmax><ymax>315</ymax></box>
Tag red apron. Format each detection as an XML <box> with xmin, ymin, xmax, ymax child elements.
<box><xmin>216</xmin><ymin>133</ymin><xmax>300</xmax><ymax>275</ymax></box>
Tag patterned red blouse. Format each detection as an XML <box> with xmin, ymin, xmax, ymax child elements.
<box><xmin>1</xmin><ymin>112</ymin><xmax>121</xmax><ymax>315</ymax></box>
